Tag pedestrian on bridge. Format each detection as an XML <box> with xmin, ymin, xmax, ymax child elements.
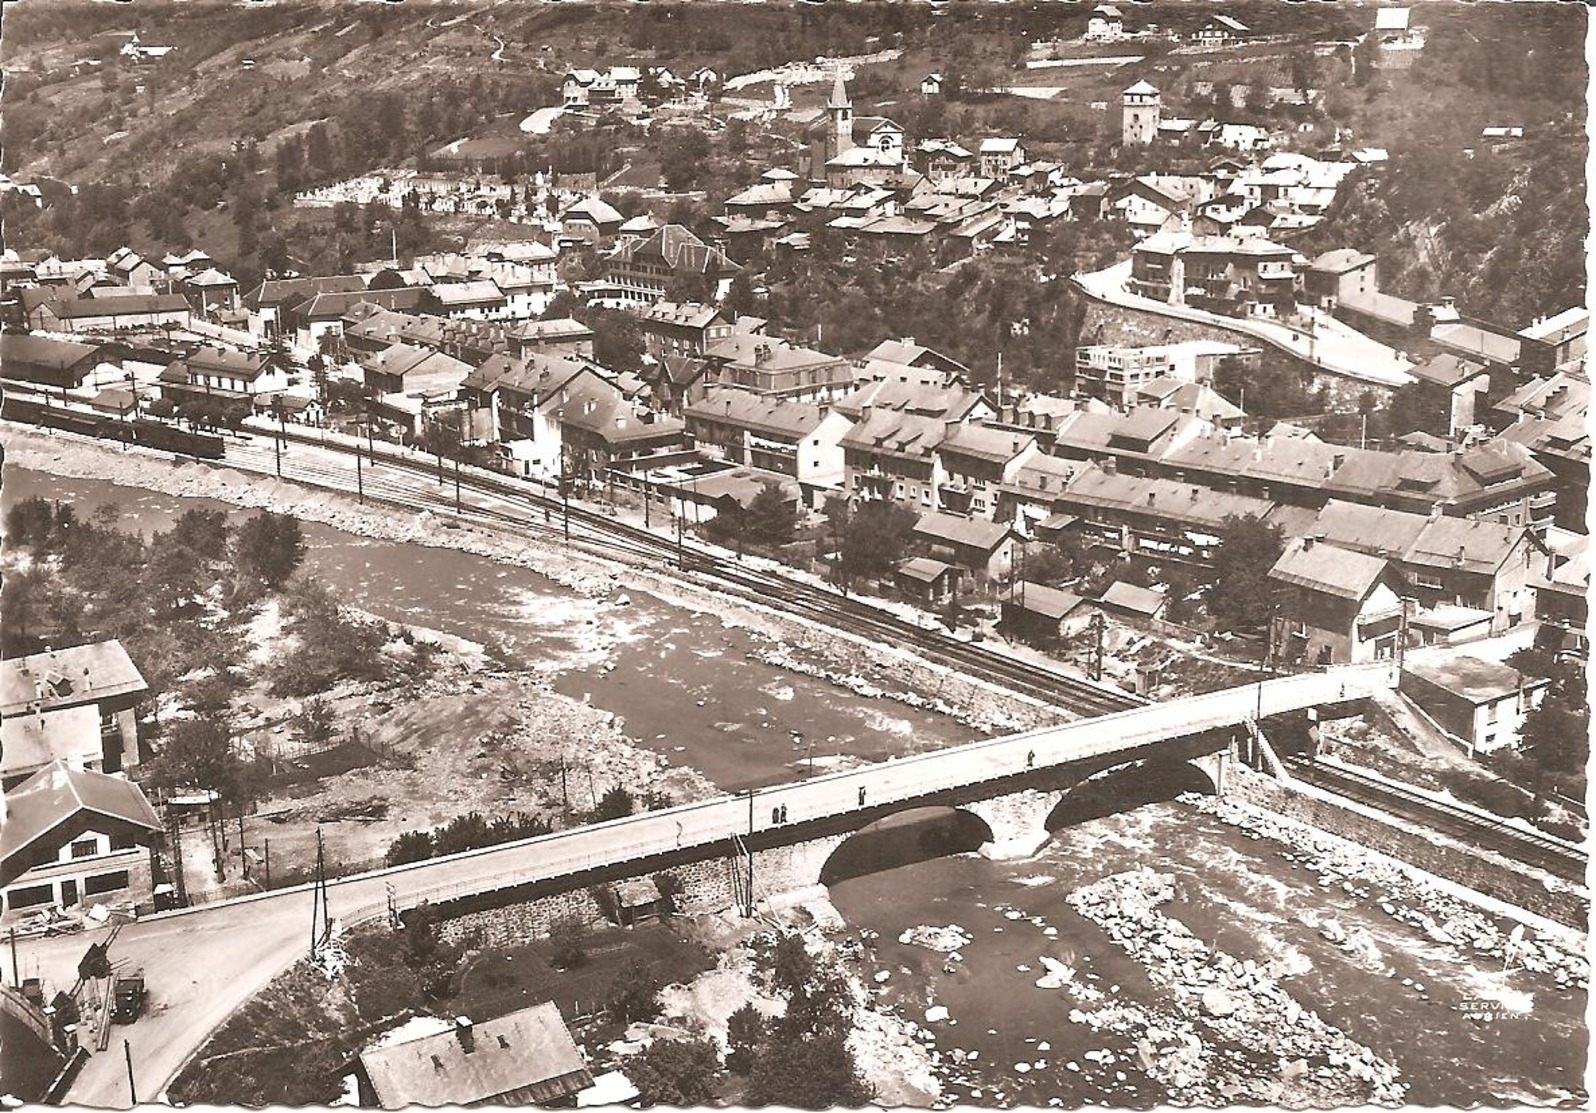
<box><xmin>1027</xmin><ymin>749</ymin><xmax>1035</xmax><ymax>769</ymax></box>
<box><xmin>858</xmin><ymin>786</ymin><xmax>867</xmax><ymax>807</ymax></box>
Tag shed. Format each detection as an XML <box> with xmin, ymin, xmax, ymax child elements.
<box><xmin>894</xmin><ymin>557</ymin><xmax>958</xmax><ymax>604</ymax></box>
<box><xmin>1001</xmin><ymin>583</ymin><xmax>1094</xmax><ymax>642</ymax></box>
<box><xmin>1098</xmin><ymin>581</ymin><xmax>1167</xmax><ymax>622</ymax></box>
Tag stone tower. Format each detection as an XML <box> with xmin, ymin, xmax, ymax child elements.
<box><xmin>827</xmin><ymin>67</ymin><xmax>855</xmax><ymax>161</ymax></box>
<box><xmin>1121</xmin><ymin>79</ymin><xmax>1161</xmax><ymax>146</ymax></box>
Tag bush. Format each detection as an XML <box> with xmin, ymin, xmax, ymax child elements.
<box><xmin>604</xmin><ymin>958</ymin><xmax>663</xmax><ymax>1026</ymax></box>
<box><xmin>548</xmin><ymin>916</ymin><xmax>589</xmax><ymax>970</ymax></box>
<box><xmin>628</xmin><ymin>1036</ymin><xmax>721</xmax><ymax>1105</ymax></box>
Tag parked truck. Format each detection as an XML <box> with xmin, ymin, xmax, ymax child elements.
<box><xmin>112</xmin><ymin>972</ymin><xmax>145</xmax><ymax>1024</ymax></box>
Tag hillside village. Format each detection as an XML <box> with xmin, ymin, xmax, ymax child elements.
<box><xmin>0</xmin><ymin>2</ymin><xmax>1589</xmax><ymax>1110</ymax></box>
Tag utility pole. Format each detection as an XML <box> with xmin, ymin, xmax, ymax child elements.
<box><xmin>310</xmin><ymin>827</ymin><xmax>331</xmax><ymax>957</ymax></box>
<box><xmin>264</xmin><ymin>839</ymin><xmax>271</xmax><ymax>890</ymax></box>
<box><xmin>238</xmin><ymin>807</ymin><xmax>247</xmax><ymax>881</ymax></box>
<box><xmin>169</xmin><ymin>810</ymin><xmax>188</xmax><ymax>908</ymax></box>
<box><xmin>454</xmin><ymin>455</ymin><xmax>462</xmax><ymax>514</ymax></box>
<box><xmin>9</xmin><ymin>927</ymin><xmax>17</xmax><ymax>987</ymax></box>
<box><xmin>1089</xmin><ymin>611</ymin><xmax>1106</xmax><ymax>682</ymax></box>
<box><xmin>273</xmin><ymin>429</ymin><xmax>282</xmax><ymax>477</ymax></box>
<box><xmin>124</xmin><ymin>1040</ymin><xmax>137</xmax><ymax>1105</ymax></box>
<box><xmin>356</xmin><ymin>451</ymin><xmax>364</xmax><ymax>505</ymax></box>
<box><xmin>559</xmin><ymin>756</ymin><xmax>570</xmax><ymax>814</ymax></box>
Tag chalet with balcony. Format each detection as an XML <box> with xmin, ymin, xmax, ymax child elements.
<box><xmin>158</xmin><ymin>346</ymin><xmax>288</xmax><ymax>412</ymax></box>
<box><xmin>935</xmin><ymin>425</ymin><xmax>1040</xmax><ymax>521</ymax></box>
<box><xmin>910</xmin><ymin>512</ymin><xmax>1019</xmax><ymax>585</ymax></box>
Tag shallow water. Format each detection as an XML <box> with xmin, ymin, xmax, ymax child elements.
<box><xmin>828</xmin><ymin>803</ymin><xmax>1588</xmax><ymax>1108</ymax></box>
<box><xmin>4</xmin><ymin>468</ymin><xmax>973</xmax><ymax>790</ymax></box>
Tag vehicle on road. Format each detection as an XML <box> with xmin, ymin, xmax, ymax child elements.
<box><xmin>112</xmin><ymin>972</ymin><xmax>146</xmax><ymax>1024</ymax></box>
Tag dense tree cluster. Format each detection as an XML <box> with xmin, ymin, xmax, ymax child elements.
<box><xmin>384</xmin><ymin>811</ymin><xmax>554</xmax><ymax>867</ymax></box>
<box><xmin>1206</xmin><ymin>515</ymin><xmax>1285</xmax><ymax>641</ymax></box>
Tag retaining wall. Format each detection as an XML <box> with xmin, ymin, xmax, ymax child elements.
<box><xmin>1231</xmin><ymin>773</ymin><xmax>1587</xmax><ymax>928</ymax></box>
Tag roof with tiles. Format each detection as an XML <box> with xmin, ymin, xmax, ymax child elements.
<box><xmin>939</xmin><ymin>423</ymin><xmax>1035</xmax><ymax>465</ymax></box>
<box><xmin>685</xmin><ymin>385</ymin><xmax>833</xmax><ymax>441</ymax></box>
<box><xmin>358</xmin><ymin>1003</ymin><xmax>591</xmax><ymax>1110</ymax></box>
<box><xmin>2</xmin><ymin>761</ymin><xmax>162</xmax><ymax>883</ymax></box>
<box><xmin>839</xmin><ymin>410</ymin><xmax>951</xmax><ymax>460</ymax></box>
<box><xmin>1059</xmin><ymin>464</ymin><xmax>1280</xmax><ymax>528</ymax></box>
<box><xmin>913</xmin><ymin>511</ymin><xmax>1014</xmax><ymax>553</ymax></box>
<box><xmin>1268</xmin><ymin>538</ymin><xmax>1390</xmax><ymax>601</ymax></box>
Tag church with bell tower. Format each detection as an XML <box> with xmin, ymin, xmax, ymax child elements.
<box><xmin>805</xmin><ymin>67</ymin><xmax>908</xmax><ymax>187</ymax></box>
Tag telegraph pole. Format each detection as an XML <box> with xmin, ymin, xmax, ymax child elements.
<box><xmin>9</xmin><ymin>928</ymin><xmax>18</xmax><ymax>987</ymax></box>
<box><xmin>356</xmin><ymin>451</ymin><xmax>364</xmax><ymax>505</ymax></box>
<box><xmin>454</xmin><ymin>455</ymin><xmax>462</xmax><ymax>514</ymax></box>
<box><xmin>1089</xmin><ymin>611</ymin><xmax>1106</xmax><ymax>682</ymax></box>
<box><xmin>124</xmin><ymin>1040</ymin><xmax>137</xmax><ymax>1105</ymax></box>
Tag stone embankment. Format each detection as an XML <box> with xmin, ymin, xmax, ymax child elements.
<box><xmin>1188</xmin><ymin>792</ymin><xmax>1590</xmax><ymax>986</ymax></box>
<box><xmin>1066</xmin><ymin>869</ymin><xmax>1407</xmax><ymax>1107</ymax></box>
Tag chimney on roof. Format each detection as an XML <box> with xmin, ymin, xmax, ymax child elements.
<box><xmin>1303</xmin><ymin>535</ymin><xmax>1315</xmax><ymax>550</ymax></box>
<box><xmin>1147</xmin><ymin>492</ymin><xmax>1156</xmax><ymax>506</ymax></box>
<box><xmin>1190</xmin><ymin>486</ymin><xmax>1199</xmax><ymax>502</ymax></box>
<box><xmin>455</xmin><ymin>1017</ymin><xmax>475</xmax><ymax>1054</ymax></box>
<box><xmin>1454</xmin><ymin>544</ymin><xmax>1465</xmax><ymax>567</ymax></box>
<box><xmin>1103</xmin><ymin>456</ymin><xmax>1118</xmax><ymax>474</ymax></box>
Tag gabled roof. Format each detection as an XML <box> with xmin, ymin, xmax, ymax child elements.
<box><xmin>430</xmin><ymin>280</ymin><xmax>506</xmax><ymax>308</ymax></box>
<box><xmin>642</xmin><ymin>301</ymin><xmax>727</xmax><ymax>331</ymax></box>
<box><xmin>839</xmin><ymin>410</ymin><xmax>950</xmax><ymax>460</ymax></box>
<box><xmin>2</xmin><ymin>762</ymin><xmax>161</xmax><ymax>883</ymax></box>
<box><xmin>685</xmin><ymin>385</ymin><xmax>833</xmax><ymax>440</ymax></box>
<box><xmin>0</xmin><ymin>333</ymin><xmax>103</xmax><ymax>373</ymax></box>
<box><xmin>1003</xmin><ymin>582</ymin><xmax>1089</xmax><ymax>620</ymax></box>
<box><xmin>610</xmin><ymin>224</ymin><xmax>739</xmax><ymax>279</ymax></box>
<box><xmin>0</xmin><ymin>641</ymin><xmax>147</xmax><ymax>716</ymax></box>
<box><xmin>704</xmin><ymin>334</ymin><xmax>839</xmax><ymax>373</ymax></box>
<box><xmin>244</xmin><ymin>275</ymin><xmax>367</xmax><ymax>311</ymax></box>
<box><xmin>1123</xmin><ymin>80</ymin><xmax>1159</xmax><ymax>97</ymax></box>
<box><xmin>939</xmin><ymin>423</ymin><xmax>1034</xmax><ymax>465</ymax></box>
<box><xmin>897</xmin><ymin>557</ymin><xmax>954</xmax><ymax>583</ymax></box>
<box><xmin>979</xmin><ymin>137</ymin><xmax>1021</xmax><ymax>155</ymax></box>
<box><xmin>184</xmin><ymin>267</ymin><xmax>237</xmax><ymax>288</ymax></box>
<box><xmin>1429</xmin><ymin>322</ymin><xmax>1521</xmax><ymax>366</ymax></box>
<box><xmin>1099</xmin><ymin>581</ymin><xmax>1165</xmax><ymax>617</ymax></box>
<box><xmin>913</xmin><ymin>511</ymin><xmax>1014</xmax><ymax>553</ymax></box>
<box><xmin>562</xmin><ymin>197</ymin><xmax>624</xmax><ymax>226</ymax></box>
<box><xmin>1</xmin><ymin>705</ymin><xmax>103</xmax><ymax>780</ymax></box>
<box><xmin>358</xmin><ymin>1004</ymin><xmax>592</xmax><ymax>1110</ymax></box>
<box><xmin>1268</xmin><ymin>539</ymin><xmax>1389</xmax><ymax>601</ymax></box>
<box><xmin>1404</xmin><ymin>515</ymin><xmax>1534</xmax><ymax>576</ymax></box>
<box><xmin>1310</xmin><ymin>249</ymin><xmax>1377</xmax><ymax>275</ymax></box>
<box><xmin>1410</xmin><ymin>353</ymin><xmax>1488</xmax><ymax>389</ymax></box>
<box><xmin>1306</xmin><ymin>500</ymin><xmax>1431</xmax><ymax>560</ymax></box>
<box><xmin>1516</xmin><ymin>306</ymin><xmax>1589</xmax><ymax>344</ymax></box>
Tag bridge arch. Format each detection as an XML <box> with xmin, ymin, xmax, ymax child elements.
<box><xmin>1044</xmin><ymin>757</ymin><xmax>1221</xmax><ymax>832</ymax></box>
<box><xmin>817</xmin><ymin>806</ymin><xmax>994</xmax><ymax>887</ymax></box>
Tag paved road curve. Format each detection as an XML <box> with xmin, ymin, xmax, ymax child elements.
<box><xmin>32</xmin><ymin>666</ymin><xmax>1394</xmax><ymax>1107</ymax></box>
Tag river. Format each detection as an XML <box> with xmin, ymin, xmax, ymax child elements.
<box><xmin>829</xmin><ymin>802</ymin><xmax>1587</xmax><ymax>1108</ymax></box>
<box><xmin>3</xmin><ymin>468</ymin><xmax>973</xmax><ymax>791</ymax></box>
<box><xmin>7</xmin><ymin>468</ymin><xmax>1585</xmax><ymax>1107</ymax></box>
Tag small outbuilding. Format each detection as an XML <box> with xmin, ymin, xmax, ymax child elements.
<box><xmin>1000</xmin><ymin>583</ymin><xmax>1094</xmax><ymax>643</ymax></box>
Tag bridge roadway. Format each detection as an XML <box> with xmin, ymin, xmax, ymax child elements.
<box><xmin>37</xmin><ymin>666</ymin><xmax>1392</xmax><ymax>1107</ymax></box>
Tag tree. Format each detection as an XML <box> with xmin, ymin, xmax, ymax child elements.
<box><xmin>725</xmin><ymin>1004</ymin><xmax>767</xmax><ymax>1075</ymax></box>
<box><xmin>1205</xmin><ymin>515</ymin><xmax>1284</xmax><ymax>640</ymax></box>
<box><xmin>548</xmin><ymin>917</ymin><xmax>589</xmax><ymax>969</ymax></box>
<box><xmin>1519</xmin><ymin>697</ymin><xmax>1587</xmax><ymax>786</ymax></box>
<box><xmin>744</xmin><ymin>483</ymin><xmax>798</xmax><ymax>547</ymax></box>
<box><xmin>769</xmin><ymin>932</ymin><xmax>815</xmax><ymax>1000</ymax></box>
<box><xmin>746</xmin><ymin>1031</ymin><xmax>873</xmax><ymax>1109</ymax></box>
<box><xmin>233</xmin><ymin>512</ymin><xmax>306</xmax><ymax>590</ymax></box>
<box><xmin>150</xmin><ymin>715</ymin><xmax>241</xmax><ymax>801</ymax></box>
<box><xmin>837</xmin><ymin>501</ymin><xmax>919</xmax><ymax>585</ymax></box>
<box><xmin>605</xmin><ymin>959</ymin><xmax>663</xmax><ymax>1025</ymax></box>
<box><xmin>590</xmin><ymin>786</ymin><xmax>635</xmax><ymax>823</ymax></box>
<box><xmin>293</xmin><ymin>698</ymin><xmax>336</xmax><ymax>749</ymax></box>
<box><xmin>628</xmin><ymin>1036</ymin><xmax>721</xmax><ymax>1105</ymax></box>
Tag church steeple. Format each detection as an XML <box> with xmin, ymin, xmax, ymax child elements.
<box><xmin>826</xmin><ymin>66</ymin><xmax>854</xmax><ymax>161</ymax></box>
<box><xmin>827</xmin><ymin>67</ymin><xmax>851</xmax><ymax>110</ymax></box>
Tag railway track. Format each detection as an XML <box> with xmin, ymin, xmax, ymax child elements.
<box><xmin>1285</xmin><ymin>757</ymin><xmax>1589</xmax><ymax>884</ymax></box>
<box><xmin>259</xmin><ymin>426</ymin><xmax>1147</xmax><ymax>718</ymax></box>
